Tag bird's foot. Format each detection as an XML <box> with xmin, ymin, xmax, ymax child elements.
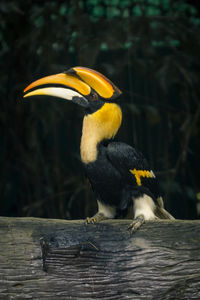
<box><xmin>86</xmin><ymin>212</ymin><xmax>108</xmax><ymax>224</ymax></box>
<box><xmin>128</xmin><ymin>214</ymin><xmax>145</xmax><ymax>233</ymax></box>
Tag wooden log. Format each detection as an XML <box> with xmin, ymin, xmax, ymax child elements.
<box><xmin>0</xmin><ymin>217</ymin><xmax>200</xmax><ymax>300</ymax></box>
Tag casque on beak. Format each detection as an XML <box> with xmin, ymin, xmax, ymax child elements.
<box><xmin>23</xmin><ymin>66</ymin><xmax>122</xmax><ymax>107</ymax></box>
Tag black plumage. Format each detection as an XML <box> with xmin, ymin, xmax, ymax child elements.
<box><xmin>85</xmin><ymin>141</ymin><xmax>160</xmax><ymax>215</ymax></box>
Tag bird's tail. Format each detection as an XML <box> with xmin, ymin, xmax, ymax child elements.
<box><xmin>155</xmin><ymin>197</ymin><xmax>175</xmax><ymax>220</ymax></box>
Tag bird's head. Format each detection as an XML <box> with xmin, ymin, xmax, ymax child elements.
<box><xmin>23</xmin><ymin>66</ymin><xmax>122</xmax><ymax>114</ymax></box>
<box><xmin>24</xmin><ymin>67</ymin><xmax>123</xmax><ymax>164</ymax></box>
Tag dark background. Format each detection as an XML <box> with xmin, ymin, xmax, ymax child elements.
<box><xmin>0</xmin><ymin>0</ymin><xmax>200</xmax><ymax>220</ymax></box>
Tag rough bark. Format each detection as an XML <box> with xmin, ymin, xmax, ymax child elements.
<box><xmin>0</xmin><ymin>217</ymin><xmax>200</xmax><ymax>300</ymax></box>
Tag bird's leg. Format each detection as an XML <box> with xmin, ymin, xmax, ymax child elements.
<box><xmin>86</xmin><ymin>200</ymin><xmax>116</xmax><ymax>224</ymax></box>
<box><xmin>129</xmin><ymin>194</ymin><xmax>156</xmax><ymax>233</ymax></box>
<box><xmin>128</xmin><ymin>214</ymin><xmax>145</xmax><ymax>233</ymax></box>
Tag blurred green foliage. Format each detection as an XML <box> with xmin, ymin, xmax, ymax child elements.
<box><xmin>0</xmin><ymin>0</ymin><xmax>200</xmax><ymax>219</ymax></box>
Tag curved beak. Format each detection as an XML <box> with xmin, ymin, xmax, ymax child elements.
<box><xmin>23</xmin><ymin>66</ymin><xmax>122</xmax><ymax>106</ymax></box>
<box><xmin>23</xmin><ymin>72</ymin><xmax>90</xmax><ymax>108</ymax></box>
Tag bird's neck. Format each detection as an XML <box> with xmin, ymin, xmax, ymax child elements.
<box><xmin>80</xmin><ymin>103</ymin><xmax>122</xmax><ymax>164</ymax></box>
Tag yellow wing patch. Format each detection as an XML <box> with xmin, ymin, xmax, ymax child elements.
<box><xmin>130</xmin><ymin>169</ymin><xmax>155</xmax><ymax>186</ymax></box>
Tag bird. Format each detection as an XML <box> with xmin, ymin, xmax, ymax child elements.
<box><xmin>23</xmin><ymin>66</ymin><xmax>174</xmax><ymax>232</ymax></box>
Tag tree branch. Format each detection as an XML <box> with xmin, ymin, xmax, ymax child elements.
<box><xmin>0</xmin><ymin>217</ymin><xmax>200</xmax><ymax>299</ymax></box>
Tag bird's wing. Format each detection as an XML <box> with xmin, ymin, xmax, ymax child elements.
<box><xmin>107</xmin><ymin>142</ymin><xmax>161</xmax><ymax>208</ymax></box>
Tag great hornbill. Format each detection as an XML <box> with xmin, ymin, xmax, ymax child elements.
<box><xmin>23</xmin><ymin>66</ymin><xmax>174</xmax><ymax>232</ymax></box>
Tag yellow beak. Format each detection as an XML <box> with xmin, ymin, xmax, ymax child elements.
<box><xmin>23</xmin><ymin>66</ymin><xmax>122</xmax><ymax>104</ymax></box>
<box><xmin>23</xmin><ymin>72</ymin><xmax>91</xmax><ymax>107</ymax></box>
<box><xmin>24</xmin><ymin>73</ymin><xmax>91</xmax><ymax>96</ymax></box>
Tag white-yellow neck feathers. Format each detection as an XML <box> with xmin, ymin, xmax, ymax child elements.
<box><xmin>81</xmin><ymin>103</ymin><xmax>122</xmax><ymax>164</ymax></box>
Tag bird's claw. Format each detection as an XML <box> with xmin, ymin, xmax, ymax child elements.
<box><xmin>128</xmin><ymin>215</ymin><xmax>145</xmax><ymax>233</ymax></box>
<box><xmin>86</xmin><ymin>212</ymin><xmax>109</xmax><ymax>225</ymax></box>
<box><xmin>86</xmin><ymin>217</ymin><xmax>97</xmax><ymax>224</ymax></box>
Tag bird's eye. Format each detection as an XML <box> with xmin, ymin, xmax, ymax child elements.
<box><xmin>90</xmin><ymin>92</ymin><xmax>98</xmax><ymax>101</ymax></box>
